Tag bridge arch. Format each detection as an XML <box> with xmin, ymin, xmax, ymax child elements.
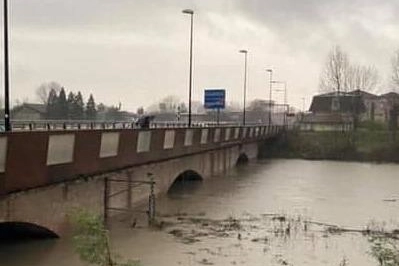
<box><xmin>236</xmin><ymin>153</ymin><xmax>249</xmax><ymax>165</ymax></box>
<box><xmin>0</xmin><ymin>221</ymin><xmax>58</xmax><ymax>241</ymax></box>
<box><xmin>167</xmin><ymin>170</ymin><xmax>203</xmax><ymax>194</ymax></box>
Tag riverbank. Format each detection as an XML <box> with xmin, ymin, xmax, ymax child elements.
<box><xmin>260</xmin><ymin>130</ymin><xmax>399</xmax><ymax>163</ymax></box>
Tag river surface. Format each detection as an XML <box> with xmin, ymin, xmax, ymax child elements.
<box><xmin>1</xmin><ymin>159</ymin><xmax>399</xmax><ymax>266</ymax></box>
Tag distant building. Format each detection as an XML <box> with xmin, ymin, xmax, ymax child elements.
<box><xmin>303</xmin><ymin>90</ymin><xmax>399</xmax><ymax>131</ymax></box>
<box><xmin>377</xmin><ymin>92</ymin><xmax>399</xmax><ymax>123</ymax></box>
<box><xmin>302</xmin><ymin>91</ymin><xmax>364</xmax><ymax>131</ymax></box>
<box><xmin>245</xmin><ymin>100</ymin><xmax>274</xmax><ymax>124</ymax></box>
<box><xmin>12</xmin><ymin>103</ymin><xmax>46</xmax><ymax>120</ymax></box>
<box><xmin>309</xmin><ymin>91</ymin><xmax>365</xmax><ymax>115</ymax></box>
<box><xmin>347</xmin><ymin>90</ymin><xmax>379</xmax><ymax>121</ymax></box>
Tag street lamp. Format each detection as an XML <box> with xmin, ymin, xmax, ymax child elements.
<box><xmin>239</xmin><ymin>50</ymin><xmax>248</xmax><ymax>126</ymax></box>
<box><xmin>271</xmin><ymin>81</ymin><xmax>288</xmax><ymax>127</ymax></box>
<box><xmin>3</xmin><ymin>0</ymin><xmax>10</xmax><ymax>131</ymax></box>
<box><xmin>266</xmin><ymin>69</ymin><xmax>273</xmax><ymax>125</ymax></box>
<box><xmin>182</xmin><ymin>9</ymin><xmax>194</xmax><ymax>127</ymax></box>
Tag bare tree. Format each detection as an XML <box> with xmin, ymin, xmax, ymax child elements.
<box><xmin>147</xmin><ymin>95</ymin><xmax>185</xmax><ymax>113</ymax></box>
<box><xmin>360</xmin><ymin>66</ymin><xmax>379</xmax><ymax>91</ymax></box>
<box><xmin>346</xmin><ymin>65</ymin><xmax>379</xmax><ymax>92</ymax></box>
<box><xmin>392</xmin><ymin>49</ymin><xmax>399</xmax><ymax>90</ymax></box>
<box><xmin>320</xmin><ymin>46</ymin><xmax>379</xmax><ymax>93</ymax></box>
<box><xmin>319</xmin><ymin>46</ymin><xmax>350</xmax><ymax>93</ymax></box>
<box><xmin>36</xmin><ymin>81</ymin><xmax>62</xmax><ymax>104</ymax></box>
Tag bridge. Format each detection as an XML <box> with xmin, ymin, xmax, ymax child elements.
<box><xmin>0</xmin><ymin>124</ymin><xmax>283</xmax><ymax>239</ymax></box>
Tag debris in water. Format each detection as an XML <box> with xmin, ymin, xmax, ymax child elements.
<box><xmin>169</xmin><ymin>229</ymin><xmax>184</xmax><ymax>238</ymax></box>
<box><xmin>383</xmin><ymin>199</ymin><xmax>397</xmax><ymax>202</ymax></box>
<box><xmin>198</xmin><ymin>258</ymin><xmax>214</xmax><ymax>265</ymax></box>
<box><xmin>272</xmin><ymin>215</ymin><xmax>287</xmax><ymax>222</ymax></box>
<box><xmin>251</xmin><ymin>236</ymin><xmax>269</xmax><ymax>243</ymax></box>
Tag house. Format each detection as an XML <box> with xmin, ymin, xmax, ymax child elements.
<box><xmin>12</xmin><ymin>103</ymin><xmax>46</xmax><ymax>120</ymax></box>
<box><xmin>301</xmin><ymin>91</ymin><xmax>364</xmax><ymax>131</ymax></box>
<box><xmin>347</xmin><ymin>90</ymin><xmax>380</xmax><ymax>121</ymax></box>
<box><xmin>300</xmin><ymin>113</ymin><xmax>353</xmax><ymax>131</ymax></box>
<box><xmin>377</xmin><ymin>92</ymin><xmax>399</xmax><ymax>123</ymax></box>
<box><xmin>309</xmin><ymin>91</ymin><xmax>365</xmax><ymax>115</ymax></box>
<box><xmin>303</xmin><ymin>90</ymin><xmax>399</xmax><ymax>131</ymax></box>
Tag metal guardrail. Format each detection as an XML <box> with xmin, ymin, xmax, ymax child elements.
<box><xmin>0</xmin><ymin>120</ymin><xmax>281</xmax><ymax>131</ymax></box>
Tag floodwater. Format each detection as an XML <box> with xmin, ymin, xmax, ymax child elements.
<box><xmin>1</xmin><ymin>159</ymin><xmax>399</xmax><ymax>266</ymax></box>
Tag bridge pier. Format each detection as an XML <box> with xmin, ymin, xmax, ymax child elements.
<box><xmin>106</xmin><ymin>147</ymin><xmax>241</xmax><ymax>212</ymax></box>
<box><xmin>0</xmin><ymin>178</ymin><xmax>104</xmax><ymax>237</ymax></box>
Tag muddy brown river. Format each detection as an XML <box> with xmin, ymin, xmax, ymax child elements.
<box><xmin>1</xmin><ymin>159</ymin><xmax>399</xmax><ymax>266</ymax></box>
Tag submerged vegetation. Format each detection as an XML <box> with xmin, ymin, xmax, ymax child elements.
<box><xmin>155</xmin><ymin>211</ymin><xmax>399</xmax><ymax>266</ymax></box>
<box><xmin>70</xmin><ymin>210</ymin><xmax>140</xmax><ymax>266</ymax></box>
<box><xmin>369</xmin><ymin>236</ymin><xmax>399</xmax><ymax>266</ymax></box>
<box><xmin>69</xmin><ymin>209</ymin><xmax>399</xmax><ymax>266</ymax></box>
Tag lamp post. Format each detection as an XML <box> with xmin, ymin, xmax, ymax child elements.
<box><xmin>272</xmin><ymin>81</ymin><xmax>288</xmax><ymax>127</ymax></box>
<box><xmin>266</xmin><ymin>69</ymin><xmax>273</xmax><ymax>125</ymax></box>
<box><xmin>182</xmin><ymin>9</ymin><xmax>194</xmax><ymax>127</ymax></box>
<box><xmin>3</xmin><ymin>0</ymin><xmax>10</xmax><ymax>131</ymax></box>
<box><xmin>239</xmin><ymin>50</ymin><xmax>248</xmax><ymax>126</ymax></box>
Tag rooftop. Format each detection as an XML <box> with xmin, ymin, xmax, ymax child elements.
<box><xmin>13</xmin><ymin>103</ymin><xmax>46</xmax><ymax>114</ymax></box>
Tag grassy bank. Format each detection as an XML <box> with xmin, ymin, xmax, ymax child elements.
<box><xmin>260</xmin><ymin>130</ymin><xmax>399</xmax><ymax>163</ymax></box>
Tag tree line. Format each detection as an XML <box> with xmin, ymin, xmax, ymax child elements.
<box><xmin>46</xmin><ymin>88</ymin><xmax>97</xmax><ymax>120</ymax></box>
<box><xmin>34</xmin><ymin>81</ymin><xmax>127</xmax><ymax>121</ymax></box>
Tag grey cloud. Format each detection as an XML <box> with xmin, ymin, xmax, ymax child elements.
<box><xmin>4</xmin><ymin>0</ymin><xmax>399</xmax><ymax>110</ymax></box>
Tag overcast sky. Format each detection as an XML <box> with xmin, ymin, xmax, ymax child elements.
<box><xmin>3</xmin><ymin>0</ymin><xmax>399</xmax><ymax>111</ymax></box>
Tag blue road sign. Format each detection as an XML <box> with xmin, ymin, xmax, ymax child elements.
<box><xmin>204</xmin><ymin>89</ymin><xmax>226</xmax><ymax>109</ymax></box>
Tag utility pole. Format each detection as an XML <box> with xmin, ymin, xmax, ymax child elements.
<box><xmin>239</xmin><ymin>50</ymin><xmax>248</xmax><ymax>126</ymax></box>
<box><xmin>182</xmin><ymin>9</ymin><xmax>194</xmax><ymax>127</ymax></box>
<box><xmin>283</xmin><ymin>82</ymin><xmax>287</xmax><ymax>128</ymax></box>
<box><xmin>266</xmin><ymin>69</ymin><xmax>273</xmax><ymax>125</ymax></box>
<box><xmin>4</xmin><ymin>0</ymin><xmax>10</xmax><ymax>131</ymax></box>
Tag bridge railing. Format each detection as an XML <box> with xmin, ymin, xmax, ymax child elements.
<box><xmin>7</xmin><ymin>120</ymin><xmax>137</xmax><ymax>131</ymax></box>
<box><xmin>0</xmin><ymin>125</ymin><xmax>284</xmax><ymax>195</ymax></box>
<box><xmin>3</xmin><ymin>120</ymin><xmax>274</xmax><ymax>131</ymax></box>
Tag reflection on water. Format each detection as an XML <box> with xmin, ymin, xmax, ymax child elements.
<box><xmin>168</xmin><ymin>180</ymin><xmax>203</xmax><ymax>199</ymax></box>
<box><xmin>0</xmin><ymin>239</ymin><xmax>69</xmax><ymax>266</ymax></box>
<box><xmin>1</xmin><ymin>159</ymin><xmax>399</xmax><ymax>266</ymax></box>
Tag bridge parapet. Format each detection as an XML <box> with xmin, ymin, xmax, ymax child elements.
<box><xmin>0</xmin><ymin>125</ymin><xmax>282</xmax><ymax>195</ymax></box>
<box><xmin>7</xmin><ymin>120</ymin><xmax>267</xmax><ymax>131</ymax></box>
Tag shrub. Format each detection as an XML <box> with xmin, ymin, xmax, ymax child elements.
<box><xmin>70</xmin><ymin>209</ymin><xmax>140</xmax><ymax>266</ymax></box>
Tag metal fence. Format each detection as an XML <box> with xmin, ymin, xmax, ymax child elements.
<box><xmin>1</xmin><ymin>120</ymin><xmax>276</xmax><ymax>131</ymax></box>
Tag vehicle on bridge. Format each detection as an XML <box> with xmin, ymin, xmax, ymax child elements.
<box><xmin>135</xmin><ymin>115</ymin><xmax>155</xmax><ymax>129</ymax></box>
